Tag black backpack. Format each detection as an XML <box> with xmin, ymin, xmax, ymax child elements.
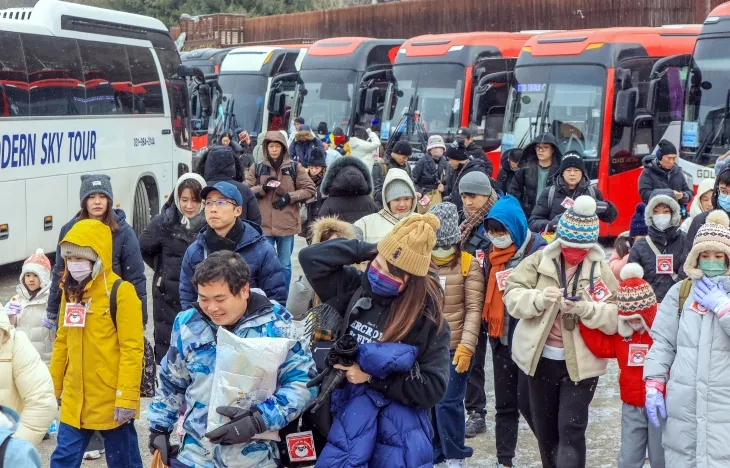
<box><xmin>254</xmin><ymin>161</ymin><xmax>298</xmax><ymax>184</ymax></box>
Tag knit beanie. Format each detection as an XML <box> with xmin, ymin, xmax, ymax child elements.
<box><xmin>559</xmin><ymin>153</ymin><xmax>586</xmax><ymax>177</ymax></box>
<box><xmin>446</xmin><ymin>140</ymin><xmax>469</xmax><ymax>161</ymax></box>
<box><xmin>60</xmin><ymin>242</ymin><xmax>99</xmax><ymax>263</ymax></box>
<box><xmin>656</xmin><ymin>139</ymin><xmax>677</xmax><ymax>160</ymax></box>
<box><xmin>556</xmin><ymin>195</ymin><xmax>600</xmax><ymax>248</ymax></box>
<box><xmin>459</xmin><ymin>171</ymin><xmax>492</xmax><ymax>196</ymax></box>
<box><xmin>616</xmin><ymin>263</ymin><xmax>658</xmax><ymax>338</ymax></box>
<box><xmin>684</xmin><ymin>210</ymin><xmax>730</xmax><ymax>279</ymax></box>
<box><xmin>392</xmin><ymin>140</ymin><xmax>413</xmax><ymax>157</ymax></box>
<box><xmin>384</xmin><ymin>178</ymin><xmax>415</xmax><ymax>204</ymax></box>
<box><xmin>21</xmin><ymin>248</ymin><xmax>52</xmax><ymax>285</ymax></box>
<box><xmin>308</xmin><ymin>147</ymin><xmax>327</xmax><ymax>168</ymax></box>
<box><xmin>428</xmin><ymin>202</ymin><xmax>460</xmax><ymax>248</ymax></box>
<box><xmin>427</xmin><ymin>135</ymin><xmax>446</xmax><ymax>151</ymax></box>
<box><xmin>79</xmin><ymin>174</ymin><xmax>113</xmax><ymax>202</ymax></box>
<box><xmin>378</xmin><ymin>213</ymin><xmax>440</xmax><ymax>277</ymax></box>
<box><xmin>629</xmin><ymin>203</ymin><xmax>648</xmax><ymax>237</ymax></box>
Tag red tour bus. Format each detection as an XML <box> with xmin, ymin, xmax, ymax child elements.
<box><xmin>501</xmin><ymin>26</ymin><xmax>700</xmax><ymax>235</ymax></box>
<box><xmin>380</xmin><ymin>32</ymin><xmax>538</xmax><ymax>173</ymax></box>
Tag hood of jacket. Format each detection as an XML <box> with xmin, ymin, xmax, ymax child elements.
<box><xmin>0</xmin><ymin>311</ymin><xmax>11</xmax><ymax>345</ymax></box>
<box><xmin>310</xmin><ymin>216</ymin><xmax>357</xmax><ymax>244</ymax></box>
<box><xmin>521</xmin><ymin>132</ymin><xmax>563</xmax><ymax>167</ymax></box>
<box><xmin>198</xmin><ymin>218</ymin><xmax>266</xmax><ymax>252</ymax></box>
<box><xmin>294</xmin><ymin>130</ymin><xmax>315</xmax><ymax>143</ymax></box>
<box><xmin>500</xmin><ymin>151</ymin><xmax>516</xmax><ymax>173</ymax></box>
<box><xmin>645</xmin><ymin>188</ymin><xmax>682</xmax><ymax>229</ymax></box>
<box><xmin>321</xmin><ymin>156</ymin><xmax>373</xmax><ymax>197</ymax></box>
<box><xmin>381</xmin><ymin>168</ymin><xmax>416</xmax><ymax>216</ymax></box>
<box><xmin>712</xmin><ymin>164</ymin><xmax>730</xmax><ymax>209</ymax></box>
<box><xmin>262</xmin><ymin>130</ymin><xmax>289</xmax><ymax>160</ymax></box>
<box><xmin>690</xmin><ymin>178</ymin><xmax>715</xmax><ymax>218</ymax></box>
<box><xmin>203</xmin><ymin>146</ymin><xmax>237</xmax><ymax>181</ymax></box>
<box><xmin>643</xmin><ymin>155</ymin><xmax>683</xmax><ymax>178</ymax></box>
<box><xmin>485</xmin><ymin>195</ymin><xmax>528</xmax><ymax>248</ymax></box>
<box><xmin>61</xmin><ymin>219</ymin><xmax>114</xmax><ymax>277</ymax></box>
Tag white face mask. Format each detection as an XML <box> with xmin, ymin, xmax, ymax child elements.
<box><xmin>488</xmin><ymin>233</ymin><xmax>513</xmax><ymax>249</ymax></box>
<box><xmin>67</xmin><ymin>260</ymin><xmax>92</xmax><ymax>282</ymax></box>
<box><xmin>652</xmin><ymin>214</ymin><xmax>672</xmax><ymax>231</ymax></box>
<box><xmin>629</xmin><ymin>322</ymin><xmax>645</xmax><ymax>332</ymax></box>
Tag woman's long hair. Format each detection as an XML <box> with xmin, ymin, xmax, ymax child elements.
<box><xmin>381</xmin><ymin>262</ymin><xmax>444</xmax><ymax>343</ymax></box>
<box><xmin>60</xmin><ymin>269</ymin><xmax>93</xmax><ymax>304</ymax></box>
<box><xmin>78</xmin><ymin>196</ymin><xmax>119</xmax><ymax>233</ymax></box>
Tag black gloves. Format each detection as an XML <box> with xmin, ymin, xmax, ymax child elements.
<box><xmin>205</xmin><ymin>407</ymin><xmax>266</xmax><ymax>446</ymax></box>
<box><xmin>263</xmin><ymin>176</ymin><xmax>279</xmax><ymax>193</ymax></box>
<box><xmin>306</xmin><ymin>334</ymin><xmax>359</xmax><ymax>413</ymax></box>
<box><xmin>273</xmin><ymin>193</ymin><xmax>291</xmax><ymax>210</ymax></box>
<box><xmin>148</xmin><ymin>429</ymin><xmax>178</xmax><ymax>464</ymax></box>
<box><xmin>595</xmin><ymin>201</ymin><xmax>608</xmax><ymax>213</ymax></box>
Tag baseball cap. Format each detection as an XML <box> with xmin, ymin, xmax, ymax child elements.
<box><xmin>200</xmin><ymin>181</ymin><xmax>243</xmax><ymax>207</ymax></box>
<box><xmin>456</xmin><ymin>127</ymin><xmax>472</xmax><ymax>139</ymax></box>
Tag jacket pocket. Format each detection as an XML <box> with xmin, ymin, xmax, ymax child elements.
<box><xmin>96</xmin><ymin>363</ymin><xmax>119</xmax><ymax>390</ymax></box>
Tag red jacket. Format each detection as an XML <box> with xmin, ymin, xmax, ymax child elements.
<box><xmin>579</xmin><ymin>323</ymin><xmax>653</xmax><ymax>407</ymax></box>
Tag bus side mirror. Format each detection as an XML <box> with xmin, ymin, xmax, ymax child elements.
<box><xmin>360</xmin><ymin>88</ymin><xmax>381</xmax><ymax>115</ymax></box>
<box><xmin>646</xmin><ymin>79</ymin><xmax>659</xmax><ymax>116</ymax></box>
<box><xmin>178</xmin><ymin>65</ymin><xmax>205</xmax><ymax>82</ymax></box>
<box><xmin>268</xmin><ymin>90</ymin><xmax>285</xmax><ymax>115</ymax></box>
<box><xmin>472</xmin><ymin>88</ymin><xmax>487</xmax><ymax>125</ymax></box>
<box><xmin>197</xmin><ymin>83</ymin><xmax>211</xmax><ymax>117</ymax></box>
<box><xmin>614</xmin><ymin>88</ymin><xmax>637</xmax><ymax>126</ymax></box>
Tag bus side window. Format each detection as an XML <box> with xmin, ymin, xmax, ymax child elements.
<box><xmin>78</xmin><ymin>41</ymin><xmax>134</xmax><ymax>115</ymax></box>
<box><xmin>126</xmin><ymin>46</ymin><xmax>164</xmax><ymax>115</ymax></box>
<box><xmin>0</xmin><ymin>31</ymin><xmax>28</xmax><ymax>117</ymax></box>
<box><xmin>21</xmin><ymin>34</ymin><xmax>86</xmax><ymax>117</ymax></box>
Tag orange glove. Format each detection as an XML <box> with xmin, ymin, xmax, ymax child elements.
<box><xmin>452</xmin><ymin>344</ymin><xmax>473</xmax><ymax>373</ymax></box>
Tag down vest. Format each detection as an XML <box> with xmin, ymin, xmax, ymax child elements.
<box><xmin>316</xmin><ymin>342</ymin><xmax>433</xmax><ymax>468</ymax></box>
<box><xmin>503</xmin><ymin>240</ymin><xmax>619</xmax><ymax>382</ymax></box>
<box><xmin>319</xmin><ymin>156</ymin><xmax>379</xmax><ymax>224</ymax></box>
<box><xmin>644</xmin><ymin>278</ymin><xmax>730</xmax><ymax>468</ymax></box>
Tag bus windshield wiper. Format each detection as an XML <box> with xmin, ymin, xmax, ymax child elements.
<box><xmin>694</xmin><ymin>109</ymin><xmax>723</xmax><ymax>163</ymax></box>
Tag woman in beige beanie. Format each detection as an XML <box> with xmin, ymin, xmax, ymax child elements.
<box><xmin>300</xmin><ymin>213</ymin><xmax>451</xmax><ymax>464</ymax></box>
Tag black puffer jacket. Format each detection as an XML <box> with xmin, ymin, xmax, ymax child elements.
<box><xmin>200</xmin><ymin>146</ymin><xmax>262</xmax><ymax>226</ymax></box>
<box><xmin>508</xmin><ymin>133</ymin><xmax>563</xmax><ymax>218</ymax></box>
<box><xmin>638</xmin><ymin>156</ymin><xmax>693</xmax><ymax>205</ymax></box>
<box><xmin>628</xmin><ymin>189</ymin><xmax>686</xmax><ymax>302</ymax></box>
<box><xmin>446</xmin><ymin>158</ymin><xmax>490</xmax><ymax>216</ymax></box>
<box><xmin>412</xmin><ymin>154</ymin><xmax>449</xmax><ymax>194</ymax></box>
<box><xmin>138</xmin><ymin>194</ymin><xmax>206</xmax><ymax>363</ymax></box>
<box><xmin>495</xmin><ymin>150</ymin><xmax>518</xmax><ymax>193</ymax></box>
<box><xmin>319</xmin><ymin>156</ymin><xmax>379</xmax><ymax>224</ymax></box>
<box><xmin>300</xmin><ymin>238</ymin><xmax>450</xmax><ymax>409</ymax></box>
<box><xmin>528</xmin><ymin>174</ymin><xmax>618</xmax><ymax>233</ymax></box>
<box><xmin>465</xmin><ymin>141</ymin><xmax>494</xmax><ymax>177</ymax></box>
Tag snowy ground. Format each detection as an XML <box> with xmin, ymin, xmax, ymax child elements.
<box><xmin>0</xmin><ymin>237</ymin><xmax>630</xmax><ymax>467</ymax></box>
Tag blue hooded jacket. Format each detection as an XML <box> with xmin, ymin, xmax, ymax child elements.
<box><xmin>316</xmin><ymin>342</ymin><xmax>434</xmax><ymax>468</ymax></box>
<box><xmin>179</xmin><ymin>220</ymin><xmax>287</xmax><ymax>308</ymax></box>
<box><xmin>0</xmin><ymin>406</ymin><xmax>41</xmax><ymax>467</ymax></box>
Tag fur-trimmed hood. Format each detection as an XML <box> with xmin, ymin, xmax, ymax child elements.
<box><xmin>309</xmin><ymin>216</ymin><xmax>357</xmax><ymax>244</ymax></box>
<box><xmin>294</xmin><ymin>129</ymin><xmax>316</xmax><ymax>143</ymax></box>
<box><xmin>645</xmin><ymin>188</ymin><xmax>682</xmax><ymax>229</ymax></box>
<box><xmin>321</xmin><ymin>156</ymin><xmax>373</xmax><ymax>197</ymax></box>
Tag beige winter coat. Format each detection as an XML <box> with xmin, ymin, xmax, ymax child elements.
<box><xmin>353</xmin><ymin>168</ymin><xmax>416</xmax><ymax>244</ymax></box>
<box><xmin>0</xmin><ymin>311</ymin><xmax>56</xmax><ymax>447</ymax></box>
<box><xmin>503</xmin><ymin>241</ymin><xmax>619</xmax><ymax>382</ymax></box>
<box><xmin>432</xmin><ymin>253</ymin><xmax>485</xmax><ymax>352</ymax></box>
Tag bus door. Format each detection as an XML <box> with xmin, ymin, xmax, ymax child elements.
<box><xmin>267</xmin><ymin>72</ymin><xmax>299</xmax><ymax>135</ymax></box>
<box><xmin>357</xmin><ymin>67</ymin><xmax>392</xmax><ymax>130</ymax></box>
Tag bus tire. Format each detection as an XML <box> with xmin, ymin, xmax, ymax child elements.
<box><xmin>133</xmin><ymin>179</ymin><xmax>151</xmax><ymax>236</ymax></box>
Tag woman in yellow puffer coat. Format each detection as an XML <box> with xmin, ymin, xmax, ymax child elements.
<box><xmin>49</xmin><ymin>219</ymin><xmax>144</xmax><ymax>468</ymax></box>
<box><xmin>427</xmin><ymin>202</ymin><xmax>485</xmax><ymax>466</ymax></box>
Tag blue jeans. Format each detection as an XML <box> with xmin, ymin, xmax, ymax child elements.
<box><xmin>433</xmin><ymin>351</ymin><xmax>474</xmax><ymax>463</ymax></box>
<box><xmin>266</xmin><ymin>235</ymin><xmax>294</xmax><ymax>291</ymax></box>
<box><xmin>51</xmin><ymin>421</ymin><xmax>142</xmax><ymax>468</ymax></box>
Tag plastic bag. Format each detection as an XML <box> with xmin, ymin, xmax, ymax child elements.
<box><xmin>207</xmin><ymin>328</ymin><xmax>295</xmax><ymax>441</ymax></box>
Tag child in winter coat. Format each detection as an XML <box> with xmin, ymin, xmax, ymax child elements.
<box><xmin>628</xmin><ymin>189</ymin><xmax>686</xmax><ymax>302</ymax></box>
<box><xmin>609</xmin><ymin>204</ymin><xmax>648</xmax><ymax>280</ymax></box>
<box><xmin>645</xmin><ymin>209</ymin><xmax>730</xmax><ymax>467</ymax></box>
<box><xmin>580</xmin><ymin>263</ymin><xmax>664</xmax><ymax>468</ymax></box>
<box><xmin>681</xmin><ymin>178</ymin><xmax>714</xmax><ymax>232</ymax></box>
<box><xmin>427</xmin><ymin>202</ymin><xmax>485</xmax><ymax>467</ymax></box>
<box><xmin>3</xmin><ymin>249</ymin><xmax>54</xmax><ymax>365</ymax></box>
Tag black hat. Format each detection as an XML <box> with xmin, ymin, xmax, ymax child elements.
<box><xmin>333</xmin><ymin>127</ymin><xmax>345</xmax><ymax>137</ymax></box>
<box><xmin>392</xmin><ymin>140</ymin><xmax>413</xmax><ymax>157</ymax></box>
<box><xmin>656</xmin><ymin>139</ymin><xmax>677</xmax><ymax>160</ymax></box>
<box><xmin>505</xmin><ymin>148</ymin><xmax>523</xmax><ymax>163</ymax></box>
<box><xmin>295</xmin><ymin>116</ymin><xmax>305</xmax><ymax>124</ymax></box>
<box><xmin>559</xmin><ymin>153</ymin><xmax>586</xmax><ymax>176</ymax></box>
<box><xmin>446</xmin><ymin>140</ymin><xmax>469</xmax><ymax>161</ymax></box>
<box><xmin>308</xmin><ymin>147</ymin><xmax>327</xmax><ymax>168</ymax></box>
<box><xmin>456</xmin><ymin>127</ymin><xmax>472</xmax><ymax>139</ymax></box>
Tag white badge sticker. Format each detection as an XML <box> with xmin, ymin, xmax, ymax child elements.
<box><xmin>439</xmin><ymin>276</ymin><xmax>447</xmax><ymax>291</ymax></box>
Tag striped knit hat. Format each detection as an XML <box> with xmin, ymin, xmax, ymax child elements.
<box><xmin>556</xmin><ymin>196</ymin><xmax>600</xmax><ymax>248</ymax></box>
<box><xmin>684</xmin><ymin>210</ymin><xmax>730</xmax><ymax>279</ymax></box>
<box><xmin>616</xmin><ymin>263</ymin><xmax>657</xmax><ymax>337</ymax></box>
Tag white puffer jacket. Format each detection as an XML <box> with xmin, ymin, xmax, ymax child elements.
<box><xmin>354</xmin><ymin>168</ymin><xmax>416</xmax><ymax>244</ymax></box>
<box><xmin>349</xmin><ymin>129</ymin><xmax>381</xmax><ymax>172</ymax></box>
<box><xmin>9</xmin><ymin>266</ymin><xmax>53</xmax><ymax>365</ymax></box>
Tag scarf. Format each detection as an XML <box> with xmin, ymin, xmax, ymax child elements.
<box><xmin>204</xmin><ymin>218</ymin><xmax>244</xmax><ymax>253</ymax></box>
<box><xmin>181</xmin><ymin>211</ymin><xmax>206</xmax><ymax>231</ymax></box>
<box><xmin>459</xmin><ymin>190</ymin><xmax>499</xmax><ymax>249</ymax></box>
<box><xmin>432</xmin><ymin>247</ymin><xmax>456</xmax><ymax>266</ymax></box>
<box><xmin>484</xmin><ymin>244</ymin><xmax>517</xmax><ymax>337</ymax></box>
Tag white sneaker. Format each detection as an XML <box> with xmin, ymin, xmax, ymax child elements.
<box><xmin>83</xmin><ymin>450</ymin><xmax>101</xmax><ymax>460</ymax></box>
<box><xmin>447</xmin><ymin>460</ymin><xmax>467</xmax><ymax>468</ymax></box>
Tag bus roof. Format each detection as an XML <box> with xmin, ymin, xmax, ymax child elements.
<box><xmin>220</xmin><ymin>45</ymin><xmax>307</xmax><ymax>75</ymax></box>
<box><xmin>519</xmin><ymin>26</ymin><xmax>700</xmax><ymax>67</ymax></box>
<box><xmin>302</xmin><ymin>37</ymin><xmax>403</xmax><ymax>71</ymax></box>
<box><xmin>701</xmin><ymin>2</ymin><xmax>730</xmax><ymax>35</ymax></box>
<box><xmin>399</xmin><ymin>32</ymin><xmax>535</xmax><ymax>58</ymax></box>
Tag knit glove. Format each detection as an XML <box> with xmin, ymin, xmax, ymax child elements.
<box><xmin>114</xmin><ymin>407</ymin><xmax>136</xmax><ymax>424</ymax></box>
<box><xmin>205</xmin><ymin>407</ymin><xmax>266</xmax><ymax>445</ymax></box>
<box><xmin>263</xmin><ymin>176</ymin><xmax>279</xmax><ymax>193</ymax></box>
<box><xmin>645</xmin><ymin>380</ymin><xmax>667</xmax><ymax>429</ymax></box>
<box><xmin>5</xmin><ymin>300</ymin><xmax>21</xmax><ymax>317</ymax></box>
<box><xmin>536</xmin><ymin>286</ymin><xmax>562</xmax><ymax>311</ymax></box>
<box><xmin>273</xmin><ymin>193</ymin><xmax>291</xmax><ymax>210</ymax></box>
<box><xmin>694</xmin><ymin>277</ymin><xmax>730</xmax><ymax>313</ymax></box>
<box><xmin>42</xmin><ymin>316</ymin><xmax>56</xmax><ymax>330</ymax></box>
<box><xmin>452</xmin><ymin>344</ymin><xmax>473</xmax><ymax>373</ymax></box>
<box><xmin>561</xmin><ymin>299</ymin><xmax>592</xmax><ymax>318</ymax></box>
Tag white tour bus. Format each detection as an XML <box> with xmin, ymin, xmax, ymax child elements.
<box><xmin>0</xmin><ymin>0</ymin><xmax>191</xmax><ymax>266</ymax></box>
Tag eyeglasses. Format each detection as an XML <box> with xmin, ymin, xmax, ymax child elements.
<box><xmin>204</xmin><ymin>199</ymin><xmax>236</xmax><ymax>208</ymax></box>
<box><xmin>535</xmin><ymin>145</ymin><xmax>552</xmax><ymax>152</ymax></box>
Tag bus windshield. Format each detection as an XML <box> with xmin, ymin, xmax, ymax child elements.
<box><xmin>681</xmin><ymin>37</ymin><xmax>730</xmax><ymax>166</ymax></box>
<box><xmin>216</xmin><ymin>73</ymin><xmax>267</xmax><ymax>135</ymax></box>
<box><xmin>381</xmin><ymin>63</ymin><xmax>464</xmax><ymax>142</ymax></box>
<box><xmin>299</xmin><ymin>69</ymin><xmax>357</xmax><ymax>135</ymax></box>
<box><xmin>503</xmin><ymin>64</ymin><xmax>606</xmax><ymax>165</ymax></box>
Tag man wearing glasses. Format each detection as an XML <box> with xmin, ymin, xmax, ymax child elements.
<box><xmin>179</xmin><ymin>181</ymin><xmax>287</xmax><ymax>309</ymax></box>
